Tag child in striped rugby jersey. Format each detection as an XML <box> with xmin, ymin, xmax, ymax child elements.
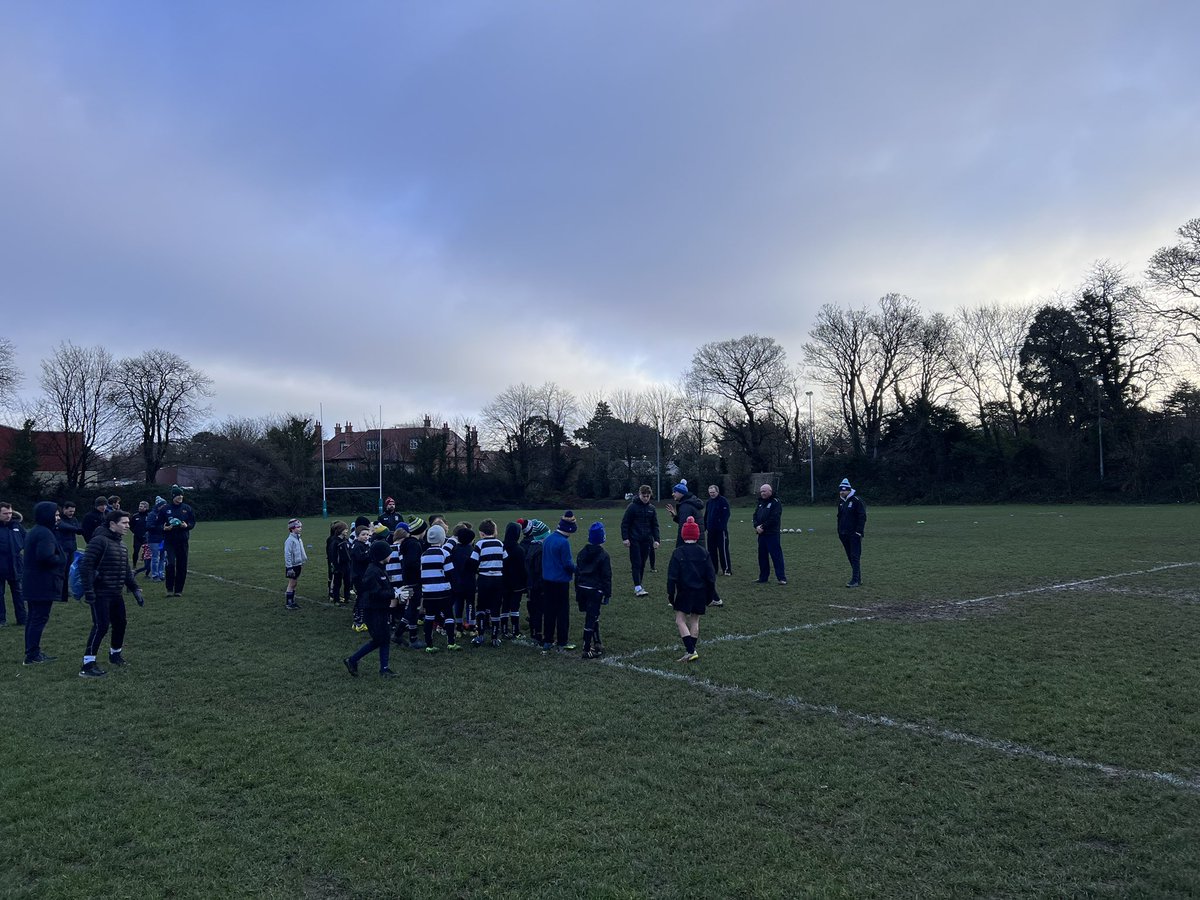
<box><xmin>470</xmin><ymin>519</ymin><xmax>507</xmax><ymax>646</ymax></box>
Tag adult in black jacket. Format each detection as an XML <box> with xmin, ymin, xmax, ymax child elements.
<box><xmin>79</xmin><ymin>496</ymin><xmax>109</xmax><ymax>543</ymax></box>
<box><xmin>0</xmin><ymin>501</ymin><xmax>26</xmax><ymax>626</ymax></box>
<box><xmin>78</xmin><ymin>510</ymin><xmax>144</xmax><ymax>677</ymax></box>
<box><xmin>56</xmin><ymin>501</ymin><xmax>83</xmax><ymax>602</ymax></box>
<box><xmin>162</xmin><ymin>486</ymin><xmax>196</xmax><ymax>597</ymax></box>
<box><xmin>837</xmin><ymin>478</ymin><xmax>868</xmax><ymax>587</ymax></box>
<box><xmin>752</xmin><ymin>483</ymin><xmax>786</xmax><ymax>585</ymax></box>
<box><xmin>130</xmin><ymin>500</ymin><xmax>150</xmax><ymax>576</ymax></box>
<box><xmin>343</xmin><ymin>539</ymin><xmax>398</xmax><ymax>677</ymax></box>
<box><xmin>22</xmin><ymin>501</ymin><xmax>65</xmax><ymax>664</ymax></box>
<box><xmin>705</xmin><ymin>484</ymin><xmax>733</xmax><ymax>576</ymax></box>
<box><xmin>376</xmin><ymin>496</ymin><xmax>404</xmax><ymax>533</ymax></box>
<box><xmin>665</xmin><ymin>481</ymin><xmax>705</xmax><ymax>544</ymax></box>
<box><xmin>620</xmin><ymin>485</ymin><xmax>660</xmax><ymax>597</ymax></box>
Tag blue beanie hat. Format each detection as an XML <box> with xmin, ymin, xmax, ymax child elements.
<box><xmin>588</xmin><ymin>522</ymin><xmax>605</xmax><ymax>544</ymax></box>
<box><xmin>672</xmin><ymin>481</ymin><xmax>688</xmax><ymax>495</ymax></box>
<box><xmin>558</xmin><ymin>510</ymin><xmax>578</xmax><ymax>534</ymax></box>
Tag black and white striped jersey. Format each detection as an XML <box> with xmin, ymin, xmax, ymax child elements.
<box><xmin>471</xmin><ymin>537</ymin><xmax>507</xmax><ymax>579</ymax></box>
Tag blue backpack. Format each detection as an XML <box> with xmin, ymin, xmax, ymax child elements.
<box><xmin>68</xmin><ymin>550</ymin><xmax>86</xmax><ymax>600</ymax></box>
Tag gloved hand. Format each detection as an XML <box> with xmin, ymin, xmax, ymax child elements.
<box><xmin>285</xmin><ymin>568</ymin><xmax>297</xmax><ymax>579</ymax></box>
<box><xmin>134</xmin><ymin>590</ymin><xmax>145</xmax><ymax>607</ymax></box>
<box><xmin>84</xmin><ymin>592</ymin><xmax>96</xmax><ymax>606</ymax></box>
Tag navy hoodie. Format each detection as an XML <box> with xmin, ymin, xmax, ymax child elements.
<box><xmin>22</xmin><ymin>501</ymin><xmax>65</xmax><ymax>602</ymax></box>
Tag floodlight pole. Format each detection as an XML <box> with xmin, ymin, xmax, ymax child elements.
<box><xmin>806</xmin><ymin>390</ymin><xmax>814</xmax><ymax>503</ymax></box>
<box><xmin>1096</xmin><ymin>377</ymin><xmax>1104</xmax><ymax>480</ymax></box>
<box><xmin>320</xmin><ymin>403</ymin><xmax>328</xmax><ymax>518</ymax></box>
<box><xmin>378</xmin><ymin>405</ymin><xmax>384</xmax><ymax>516</ymax></box>
<box><xmin>655</xmin><ymin>413</ymin><xmax>662</xmax><ymax>501</ymax></box>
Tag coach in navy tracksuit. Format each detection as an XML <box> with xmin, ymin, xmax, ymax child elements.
<box><xmin>837</xmin><ymin>478</ymin><xmax>867</xmax><ymax>587</ymax></box>
<box><xmin>705</xmin><ymin>484</ymin><xmax>732</xmax><ymax>576</ymax></box>
<box><xmin>752</xmin><ymin>483</ymin><xmax>786</xmax><ymax>585</ymax></box>
<box><xmin>0</xmin><ymin>502</ymin><xmax>26</xmax><ymax>627</ymax></box>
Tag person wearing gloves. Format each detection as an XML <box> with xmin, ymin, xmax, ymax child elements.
<box><xmin>575</xmin><ymin>522</ymin><xmax>612</xmax><ymax>659</ymax></box>
<box><xmin>837</xmin><ymin>478</ymin><xmax>868</xmax><ymax>587</ymax></box>
<box><xmin>284</xmin><ymin>518</ymin><xmax>307</xmax><ymax>610</ymax></box>
<box><xmin>22</xmin><ymin>500</ymin><xmax>65</xmax><ymax>665</ymax></box>
<box><xmin>162</xmin><ymin>485</ymin><xmax>196</xmax><ymax>597</ymax></box>
<box><xmin>78</xmin><ymin>509</ymin><xmax>144</xmax><ymax>678</ymax></box>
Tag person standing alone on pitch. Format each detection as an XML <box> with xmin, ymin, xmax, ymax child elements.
<box><xmin>620</xmin><ymin>485</ymin><xmax>660</xmax><ymax>598</ymax></box>
<box><xmin>284</xmin><ymin>518</ymin><xmax>307</xmax><ymax>610</ymax></box>
<box><xmin>162</xmin><ymin>485</ymin><xmax>196</xmax><ymax>596</ymax></box>
<box><xmin>78</xmin><ymin>510</ymin><xmax>145</xmax><ymax>677</ymax></box>
<box><xmin>837</xmin><ymin>478</ymin><xmax>867</xmax><ymax>587</ymax></box>
<box><xmin>705</xmin><ymin>484</ymin><xmax>732</xmax><ymax>576</ymax></box>
<box><xmin>752</xmin><ymin>483</ymin><xmax>786</xmax><ymax>585</ymax></box>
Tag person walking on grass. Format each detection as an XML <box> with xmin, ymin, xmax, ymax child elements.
<box><xmin>78</xmin><ymin>510</ymin><xmax>145</xmax><ymax>678</ymax></box>
<box><xmin>162</xmin><ymin>485</ymin><xmax>196</xmax><ymax>597</ymax></box>
<box><xmin>284</xmin><ymin>518</ymin><xmax>307</xmax><ymax>610</ymax></box>
<box><xmin>79</xmin><ymin>495</ymin><xmax>108</xmax><ymax>543</ymax></box>
<box><xmin>620</xmin><ymin>485</ymin><xmax>660</xmax><ymax>598</ymax></box>
<box><xmin>668</xmin><ymin>516</ymin><xmax>713</xmax><ymax>662</ymax></box>
<box><xmin>705</xmin><ymin>484</ymin><xmax>732</xmax><ymax>576</ymax></box>
<box><xmin>343</xmin><ymin>539</ymin><xmax>399</xmax><ymax>678</ymax></box>
<box><xmin>575</xmin><ymin>522</ymin><xmax>612</xmax><ymax>659</ymax></box>
<box><xmin>540</xmin><ymin>511</ymin><xmax>578</xmax><ymax>652</ymax></box>
<box><xmin>752</xmin><ymin>483</ymin><xmax>786</xmax><ymax>585</ymax></box>
<box><xmin>22</xmin><ymin>501</ymin><xmax>64</xmax><ymax>665</ymax></box>
<box><xmin>837</xmin><ymin>478</ymin><xmax>867</xmax><ymax>587</ymax></box>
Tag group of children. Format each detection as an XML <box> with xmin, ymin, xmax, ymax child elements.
<box><xmin>283</xmin><ymin>496</ymin><xmax>717</xmax><ymax>677</ymax></box>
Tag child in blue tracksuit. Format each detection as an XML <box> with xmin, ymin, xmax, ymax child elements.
<box><xmin>575</xmin><ymin>522</ymin><xmax>612</xmax><ymax>659</ymax></box>
<box><xmin>540</xmin><ymin>511</ymin><xmax>577</xmax><ymax>651</ymax></box>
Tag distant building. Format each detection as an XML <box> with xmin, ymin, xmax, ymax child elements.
<box><xmin>155</xmin><ymin>465</ymin><xmax>219</xmax><ymax>491</ymax></box>
<box><xmin>0</xmin><ymin>423</ymin><xmax>89</xmax><ymax>487</ymax></box>
<box><xmin>315</xmin><ymin>417</ymin><xmax>487</xmax><ymax>474</ymax></box>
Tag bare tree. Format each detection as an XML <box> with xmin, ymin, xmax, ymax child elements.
<box><xmin>481</xmin><ymin>382</ymin><xmax>543</xmax><ymax>493</ymax></box>
<box><xmin>607</xmin><ymin>387</ymin><xmax>645</xmax><ymax>424</ymax></box>
<box><xmin>685</xmin><ymin>334</ymin><xmax>790</xmax><ymax>472</ymax></box>
<box><xmin>949</xmin><ymin>302</ymin><xmax>1036</xmax><ymax>438</ymax></box>
<box><xmin>0</xmin><ymin>338</ymin><xmax>21</xmax><ymax>412</ymax></box>
<box><xmin>109</xmin><ymin>349</ymin><xmax>214</xmax><ymax>483</ymax></box>
<box><xmin>37</xmin><ymin>342</ymin><xmax>120</xmax><ymax>491</ymax></box>
<box><xmin>900</xmin><ymin>311</ymin><xmax>959</xmax><ymax>410</ymax></box>
<box><xmin>1146</xmin><ymin>217</ymin><xmax>1200</xmax><ymax>347</ymax></box>
<box><xmin>804</xmin><ymin>294</ymin><xmax>922</xmax><ymax>459</ymax></box>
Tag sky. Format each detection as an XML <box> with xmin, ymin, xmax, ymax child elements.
<box><xmin>2</xmin><ymin>0</ymin><xmax>1198</xmax><ymax>440</ymax></box>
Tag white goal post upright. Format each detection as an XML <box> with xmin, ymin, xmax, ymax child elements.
<box><xmin>319</xmin><ymin>403</ymin><xmax>385</xmax><ymax>518</ymax></box>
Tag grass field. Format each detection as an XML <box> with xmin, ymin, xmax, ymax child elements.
<box><xmin>3</xmin><ymin>503</ymin><xmax>1199</xmax><ymax>898</ymax></box>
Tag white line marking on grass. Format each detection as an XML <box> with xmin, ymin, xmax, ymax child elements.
<box><xmin>941</xmin><ymin>562</ymin><xmax>1199</xmax><ymax>608</ymax></box>
<box><xmin>604</xmin><ymin>617</ymin><xmax>878</xmax><ymax>663</ymax></box>
<box><xmin>190</xmin><ymin>571</ymin><xmax>343</xmax><ymax>610</ymax></box>
<box><xmin>604</xmin><ymin>659</ymin><xmax>1200</xmax><ymax>794</ymax></box>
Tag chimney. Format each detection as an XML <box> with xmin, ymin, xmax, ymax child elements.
<box><xmin>334</xmin><ymin>423</ymin><xmax>342</xmax><ymax>436</ymax></box>
<box><xmin>345</xmin><ymin>421</ymin><xmax>354</xmax><ymax>434</ymax></box>
<box><xmin>423</xmin><ymin>415</ymin><xmax>431</xmax><ymax>429</ymax></box>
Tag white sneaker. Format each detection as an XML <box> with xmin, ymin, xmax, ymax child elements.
<box><xmin>634</xmin><ymin>586</ymin><xmax>648</xmax><ymax>597</ymax></box>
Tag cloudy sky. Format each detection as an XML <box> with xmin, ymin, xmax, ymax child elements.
<box><xmin>2</xmin><ymin>1</ymin><xmax>1198</xmax><ymax>437</ymax></box>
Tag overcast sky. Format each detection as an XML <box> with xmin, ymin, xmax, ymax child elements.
<box><xmin>2</xmin><ymin>1</ymin><xmax>1198</xmax><ymax>436</ymax></box>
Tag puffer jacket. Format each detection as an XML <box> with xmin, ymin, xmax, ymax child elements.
<box><xmin>79</xmin><ymin>526</ymin><xmax>138</xmax><ymax>600</ymax></box>
<box><xmin>22</xmin><ymin>501</ymin><xmax>66</xmax><ymax>602</ymax></box>
<box><xmin>620</xmin><ymin>499</ymin><xmax>660</xmax><ymax>543</ymax></box>
<box><xmin>671</xmin><ymin>493</ymin><xmax>705</xmax><ymax>542</ymax></box>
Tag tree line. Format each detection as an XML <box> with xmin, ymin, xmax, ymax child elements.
<box><xmin>3</xmin><ymin>216</ymin><xmax>1199</xmax><ymax>512</ymax></box>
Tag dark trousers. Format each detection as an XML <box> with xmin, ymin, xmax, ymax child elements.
<box><xmin>707</xmin><ymin>528</ymin><xmax>732</xmax><ymax>575</ymax></box>
<box><xmin>839</xmin><ymin>533</ymin><xmax>862</xmax><ymax>582</ymax></box>
<box><xmin>628</xmin><ymin>539</ymin><xmax>653</xmax><ymax>586</ymax></box>
<box><xmin>60</xmin><ymin>557</ymin><xmax>74</xmax><ymax>602</ymax></box>
<box><xmin>577</xmin><ymin>586</ymin><xmax>603</xmax><ymax>645</ymax></box>
<box><xmin>85</xmin><ymin>594</ymin><xmax>127</xmax><ymax>656</ymax></box>
<box><xmin>477</xmin><ymin>577</ymin><xmax>504</xmax><ymax>619</ymax></box>
<box><xmin>349</xmin><ymin>608</ymin><xmax>391</xmax><ymax>672</ymax></box>
<box><xmin>527</xmin><ymin>586</ymin><xmax>544</xmax><ymax>640</ymax></box>
<box><xmin>757</xmin><ymin>533</ymin><xmax>786</xmax><ymax>582</ymax></box>
<box><xmin>133</xmin><ymin>535</ymin><xmax>146</xmax><ymax>573</ymax></box>
<box><xmin>329</xmin><ymin>563</ymin><xmax>351</xmax><ymax>601</ymax></box>
<box><xmin>502</xmin><ymin>588</ymin><xmax>524</xmax><ymax>629</ymax></box>
<box><xmin>24</xmin><ymin>600</ymin><xmax>53</xmax><ymax>660</ymax></box>
<box><xmin>0</xmin><ymin>573</ymin><xmax>25</xmax><ymax>624</ymax></box>
<box><xmin>541</xmin><ymin>580</ymin><xmax>570</xmax><ymax>646</ymax></box>
<box><xmin>165</xmin><ymin>542</ymin><xmax>189</xmax><ymax>594</ymax></box>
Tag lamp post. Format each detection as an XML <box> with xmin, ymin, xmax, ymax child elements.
<box><xmin>805</xmin><ymin>390</ymin><xmax>815</xmax><ymax>503</ymax></box>
<box><xmin>1096</xmin><ymin>377</ymin><xmax>1104</xmax><ymax>480</ymax></box>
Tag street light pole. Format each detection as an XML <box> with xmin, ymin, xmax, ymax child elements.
<box><xmin>805</xmin><ymin>390</ymin><xmax>815</xmax><ymax>503</ymax></box>
<box><xmin>1096</xmin><ymin>377</ymin><xmax>1104</xmax><ymax>480</ymax></box>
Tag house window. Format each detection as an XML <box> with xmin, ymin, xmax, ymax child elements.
<box><xmin>339</xmin><ymin>441</ymin><xmax>347</xmax><ymax>452</ymax></box>
<box><xmin>346</xmin><ymin>462</ymin><xmax>356</xmax><ymax>472</ymax></box>
<box><xmin>409</xmin><ymin>438</ymin><xmax>419</xmax><ymax>450</ymax></box>
<box><xmin>366</xmin><ymin>439</ymin><xmax>379</xmax><ymax>452</ymax></box>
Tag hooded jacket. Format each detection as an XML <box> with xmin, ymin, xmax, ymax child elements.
<box><xmin>80</xmin><ymin>523</ymin><xmax>139</xmax><ymax>601</ymax></box>
<box><xmin>0</xmin><ymin>513</ymin><xmax>23</xmax><ymax>577</ymax></box>
<box><xmin>359</xmin><ymin>540</ymin><xmax>396</xmax><ymax>610</ymax></box>
<box><xmin>574</xmin><ymin>543</ymin><xmax>612</xmax><ymax>597</ymax></box>
<box><xmin>21</xmin><ymin>501</ymin><xmax>66</xmax><ymax>602</ymax></box>
<box><xmin>670</xmin><ymin>492</ymin><xmax>705</xmax><ymax>542</ymax></box>
<box><xmin>502</xmin><ymin>523</ymin><xmax>527</xmax><ymax>593</ymax></box>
